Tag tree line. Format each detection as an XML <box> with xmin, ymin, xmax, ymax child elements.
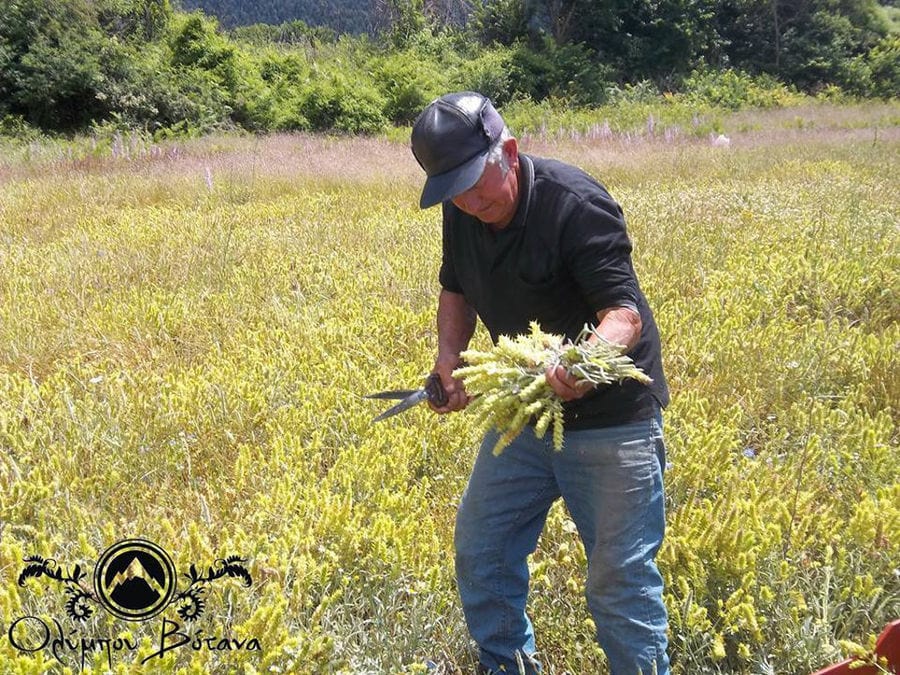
<box><xmin>0</xmin><ymin>0</ymin><xmax>896</xmax><ymax>137</ymax></box>
<box><xmin>180</xmin><ymin>0</ymin><xmax>374</xmax><ymax>33</ymax></box>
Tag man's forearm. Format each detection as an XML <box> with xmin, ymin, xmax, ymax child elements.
<box><xmin>430</xmin><ymin>289</ymin><xmax>477</xmax><ymax>413</ymax></box>
<box><xmin>436</xmin><ymin>289</ymin><xmax>477</xmax><ymax>368</ymax></box>
<box><xmin>594</xmin><ymin>306</ymin><xmax>642</xmax><ymax>352</ymax></box>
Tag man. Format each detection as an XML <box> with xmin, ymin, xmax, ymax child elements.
<box><xmin>410</xmin><ymin>92</ymin><xmax>671</xmax><ymax>675</ymax></box>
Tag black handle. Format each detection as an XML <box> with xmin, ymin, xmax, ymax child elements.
<box><xmin>425</xmin><ymin>372</ymin><xmax>449</xmax><ymax>407</ymax></box>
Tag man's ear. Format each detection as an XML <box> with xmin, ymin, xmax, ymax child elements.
<box><xmin>503</xmin><ymin>137</ymin><xmax>519</xmax><ymax>169</ymax></box>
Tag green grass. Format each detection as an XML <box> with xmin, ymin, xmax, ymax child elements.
<box><xmin>0</xmin><ymin>103</ymin><xmax>898</xmax><ymax>673</ymax></box>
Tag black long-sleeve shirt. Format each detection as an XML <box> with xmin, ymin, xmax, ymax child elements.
<box><xmin>439</xmin><ymin>154</ymin><xmax>669</xmax><ymax>429</ymax></box>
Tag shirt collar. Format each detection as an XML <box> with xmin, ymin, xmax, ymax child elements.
<box><xmin>499</xmin><ymin>153</ymin><xmax>534</xmax><ymax>231</ymax></box>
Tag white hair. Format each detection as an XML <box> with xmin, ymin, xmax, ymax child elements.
<box><xmin>485</xmin><ymin>127</ymin><xmax>513</xmax><ymax>174</ymax></box>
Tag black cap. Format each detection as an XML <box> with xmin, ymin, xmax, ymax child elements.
<box><xmin>410</xmin><ymin>92</ymin><xmax>506</xmax><ymax>209</ymax></box>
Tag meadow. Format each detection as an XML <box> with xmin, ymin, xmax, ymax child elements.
<box><xmin>0</xmin><ymin>102</ymin><xmax>898</xmax><ymax>673</ymax></box>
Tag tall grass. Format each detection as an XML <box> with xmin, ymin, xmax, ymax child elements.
<box><xmin>0</xmin><ymin>104</ymin><xmax>897</xmax><ymax>673</ymax></box>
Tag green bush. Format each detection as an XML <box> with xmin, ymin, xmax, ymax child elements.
<box><xmin>0</xmin><ymin>42</ymin><xmax>12</xmax><ymax>117</ymax></box>
<box><xmin>165</xmin><ymin>12</ymin><xmax>281</xmax><ymax>132</ymax></box>
<box><xmin>867</xmin><ymin>36</ymin><xmax>900</xmax><ymax>99</ymax></box>
<box><xmin>169</xmin><ymin>12</ymin><xmax>239</xmax><ymax>88</ymax></box>
<box><xmin>682</xmin><ymin>68</ymin><xmax>804</xmax><ymax>109</ymax></box>
<box><xmin>97</xmin><ymin>0</ymin><xmax>174</xmax><ymax>42</ymax></box>
<box><xmin>92</xmin><ymin>42</ymin><xmax>170</xmax><ymax>130</ymax></box>
<box><xmin>255</xmin><ymin>50</ymin><xmax>313</xmax><ymax>131</ymax></box>
<box><xmin>229</xmin><ymin>19</ymin><xmax>336</xmax><ymax>48</ymax></box>
<box><xmin>298</xmin><ymin>69</ymin><xmax>388</xmax><ymax>134</ymax></box>
<box><xmin>0</xmin><ymin>114</ymin><xmax>41</xmax><ymax>140</ymax></box>
<box><xmin>272</xmin><ymin>98</ymin><xmax>311</xmax><ymax>132</ymax></box>
<box><xmin>471</xmin><ymin>0</ymin><xmax>529</xmax><ymax>46</ymax></box>
<box><xmin>508</xmin><ymin>38</ymin><xmax>612</xmax><ymax>106</ymax></box>
<box><xmin>0</xmin><ymin>0</ymin><xmax>891</xmax><ymax>139</ymax></box>
<box><xmin>451</xmin><ymin>47</ymin><xmax>516</xmax><ymax>107</ymax></box>
<box><xmin>154</xmin><ymin>66</ymin><xmax>234</xmax><ymax>136</ymax></box>
<box><xmin>16</xmin><ymin>36</ymin><xmax>105</xmax><ymax>129</ymax></box>
<box><xmin>605</xmin><ymin>79</ymin><xmax>662</xmax><ymax>105</ymax></box>
<box><xmin>227</xmin><ymin>50</ymin><xmax>277</xmax><ymax>131</ymax></box>
<box><xmin>370</xmin><ymin>50</ymin><xmax>447</xmax><ymax>124</ymax></box>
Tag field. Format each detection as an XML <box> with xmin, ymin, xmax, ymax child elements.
<box><xmin>0</xmin><ymin>102</ymin><xmax>898</xmax><ymax>674</ymax></box>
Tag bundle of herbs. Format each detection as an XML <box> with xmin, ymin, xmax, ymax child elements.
<box><xmin>453</xmin><ymin>322</ymin><xmax>652</xmax><ymax>454</ymax></box>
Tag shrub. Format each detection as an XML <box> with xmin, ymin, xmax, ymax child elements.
<box><xmin>255</xmin><ymin>51</ymin><xmax>313</xmax><ymax>131</ymax></box>
<box><xmin>867</xmin><ymin>36</ymin><xmax>900</xmax><ymax>99</ymax></box>
<box><xmin>509</xmin><ymin>38</ymin><xmax>612</xmax><ymax>106</ymax></box>
<box><xmin>682</xmin><ymin>68</ymin><xmax>804</xmax><ymax>109</ymax></box>
<box><xmin>8</xmin><ymin>28</ymin><xmax>109</xmax><ymax>131</ymax></box>
<box><xmin>0</xmin><ymin>114</ymin><xmax>41</xmax><ymax>140</ymax></box>
<box><xmin>605</xmin><ymin>80</ymin><xmax>662</xmax><ymax>105</ymax></box>
<box><xmin>451</xmin><ymin>47</ymin><xmax>516</xmax><ymax>107</ymax></box>
<box><xmin>151</xmin><ymin>66</ymin><xmax>234</xmax><ymax>137</ymax></box>
<box><xmin>370</xmin><ymin>50</ymin><xmax>447</xmax><ymax>124</ymax></box>
<box><xmin>298</xmin><ymin>70</ymin><xmax>388</xmax><ymax>134</ymax></box>
<box><xmin>227</xmin><ymin>50</ymin><xmax>278</xmax><ymax>131</ymax></box>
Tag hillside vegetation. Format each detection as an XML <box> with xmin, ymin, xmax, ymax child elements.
<box><xmin>0</xmin><ymin>0</ymin><xmax>897</xmax><ymax>139</ymax></box>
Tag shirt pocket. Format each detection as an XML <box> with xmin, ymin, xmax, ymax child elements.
<box><xmin>511</xmin><ymin>271</ymin><xmax>580</xmax><ymax>328</ymax></box>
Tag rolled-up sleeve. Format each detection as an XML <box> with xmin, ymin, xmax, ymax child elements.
<box><xmin>561</xmin><ymin>194</ymin><xmax>639</xmax><ymax>313</ymax></box>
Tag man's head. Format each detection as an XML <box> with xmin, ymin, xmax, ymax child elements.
<box><xmin>411</xmin><ymin>92</ymin><xmax>520</xmax><ymax>225</ymax></box>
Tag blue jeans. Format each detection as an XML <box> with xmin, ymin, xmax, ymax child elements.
<box><xmin>455</xmin><ymin>412</ymin><xmax>669</xmax><ymax>675</ymax></box>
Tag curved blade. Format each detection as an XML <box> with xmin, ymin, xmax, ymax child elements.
<box><xmin>371</xmin><ymin>389</ymin><xmax>429</xmax><ymax>422</ymax></box>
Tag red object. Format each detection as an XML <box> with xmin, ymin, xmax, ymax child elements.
<box><xmin>811</xmin><ymin>620</ymin><xmax>900</xmax><ymax>674</ymax></box>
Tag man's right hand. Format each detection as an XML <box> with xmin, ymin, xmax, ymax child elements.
<box><xmin>429</xmin><ymin>359</ymin><xmax>469</xmax><ymax>413</ymax></box>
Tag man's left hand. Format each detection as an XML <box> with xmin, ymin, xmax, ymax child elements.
<box><xmin>546</xmin><ymin>364</ymin><xmax>594</xmax><ymax>402</ymax></box>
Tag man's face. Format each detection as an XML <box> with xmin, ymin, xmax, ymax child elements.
<box><xmin>451</xmin><ymin>140</ymin><xmax>520</xmax><ymax>228</ymax></box>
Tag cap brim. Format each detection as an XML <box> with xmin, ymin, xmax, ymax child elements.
<box><xmin>419</xmin><ymin>150</ymin><xmax>489</xmax><ymax>209</ymax></box>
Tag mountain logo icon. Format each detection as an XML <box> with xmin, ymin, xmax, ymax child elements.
<box><xmin>94</xmin><ymin>539</ymin><xmax>176</xmax><ymax>621</ymax></box>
